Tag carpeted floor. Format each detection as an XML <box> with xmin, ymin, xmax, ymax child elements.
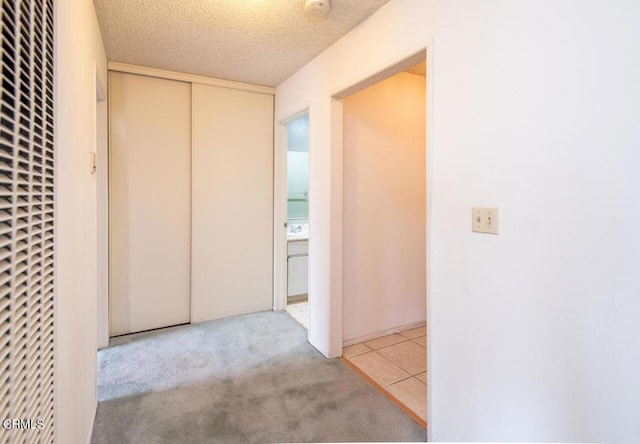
<box><xmin>91</xmin><ymin>311</ymin><xmax>426</xmax><ymax>443</ymax></box>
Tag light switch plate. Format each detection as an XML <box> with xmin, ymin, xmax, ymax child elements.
<box><xmin>472</xmin><ymin>207</ymin><xmax>498</xmax><ymax>234</ymax></box>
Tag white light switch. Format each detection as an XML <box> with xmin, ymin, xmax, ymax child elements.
<box><xmin>472</xmin><ymin>207</ymin><xmax>498</xmax><ymax>234</ymax></box>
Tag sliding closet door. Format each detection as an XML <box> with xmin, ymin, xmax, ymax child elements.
<box><xmin>109</xmin><ymin>72</ymin><xmax>191</xmax><ymax>335</ymax></box>
<box><xmin>192</xmin><ymin>84</ymin><xmax>273</xmax><ymax>322</ymax></box>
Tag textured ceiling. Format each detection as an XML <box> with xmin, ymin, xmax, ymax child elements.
<box><xmin>94</xmin><ymin>0</ymin><xmax>391</xmax><ymax>87</ymax></box>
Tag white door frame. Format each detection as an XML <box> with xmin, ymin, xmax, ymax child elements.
<box><xmin>273</xmin><ymin>49</ymin><xmax>434</xmax><ymax>431</ymax></box>
<box><xmin>328</xmin><ymin>47</ymin><xmax>430</xmax><ymax>345</ymax></box>
<box><xmin>273</xmin><ymin>108</ymin><xmax>310</xmax><ymax>313</ymax></box>
<box><xmin>327</xmin><ymin>45</ymin><xmax>434</xmax><ymax>436</ymax></box>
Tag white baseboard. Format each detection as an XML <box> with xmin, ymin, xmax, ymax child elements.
<box><xmin>342</xmin><ymin>320</ymin><xmax>426</xmax><ymax>348</ymax></box>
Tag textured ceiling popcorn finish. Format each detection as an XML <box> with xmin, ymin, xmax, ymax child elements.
<box><xmin>94</xmin><ymin>0</ymin><xmax>391</xmax><ymax>87</ymax></box>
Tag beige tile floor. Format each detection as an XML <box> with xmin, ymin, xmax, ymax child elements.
<box><xmin>342</xmin><ymin>326</ymin><xmax>427</xmax><ymax>426</ymax></box>
<box><xmin>286</xmin><ymin>300</ymin><xmax>308</xmax><ymax>329</ymax></box>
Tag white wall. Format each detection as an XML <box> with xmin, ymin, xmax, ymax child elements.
<box><xmin>275</xmin><ymin>0</ymin><xmax>640</xmax><ymax>441</ymax></box>
<box><xmin>55</xmin><ymin>0</ymin><xmax>107</xmax><ymax>442</ymax></box>
<box><xmin>342</xmin><ymin>72</ymin><xmax>426</xmax><ymax>342</ymax></box>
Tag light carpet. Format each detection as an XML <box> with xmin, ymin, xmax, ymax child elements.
<box><xmin>91</xmin><ymin>311</ymin><xmax>426</xmax><ymax>443</ymax></box>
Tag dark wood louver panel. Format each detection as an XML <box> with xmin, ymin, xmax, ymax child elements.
<box><xmin>0</xmin><ymin>0</ymin><xmax>55</xmax><ymax>442</ymax></box>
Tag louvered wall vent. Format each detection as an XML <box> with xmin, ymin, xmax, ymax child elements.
<box><xmin>0</xmin><ymin>0</ymin><xmax>55</xmax><ymax>442</ymax></box>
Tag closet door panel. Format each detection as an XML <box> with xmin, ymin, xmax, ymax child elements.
<box><xmin>192</xmin><ymin>84</ymin><xmax>274</xmax><ymax>322</ymax></box>
<box><xmin>109</xmin><ymin>72</ymin><xmax>191</xmax><ymax>335</ymax></box>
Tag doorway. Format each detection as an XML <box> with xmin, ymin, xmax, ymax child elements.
<box><xmin>284</xmin><ymin>113</ymin><xmax>310</xmax><ymax>329</ymax></box>
<box><xmin>335</xmin><ymin>54</ymin><xmax>428</xmax><ymax>427</ymax></box>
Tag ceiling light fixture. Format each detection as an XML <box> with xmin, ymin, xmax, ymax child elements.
<box><xmin>304</xmin><ymin>0</ymin><xmax>331</xmax><ymax>17</ymax></box>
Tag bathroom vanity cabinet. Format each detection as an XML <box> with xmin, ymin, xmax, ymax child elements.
<box><xmin>287</xmin><ymin>239</ymin><xmax>308</xmax><ymax>299</ymax></box>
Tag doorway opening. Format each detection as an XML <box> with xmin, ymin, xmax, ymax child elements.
<box><xmin>284</xmin><ymin>113</ymin><xmax>310</xmax><ymax>329</ymax></box>
<box><xmin>335</xmin><ymin>52</ymin><xmax>428</xmax><ymax>428</ymax></box>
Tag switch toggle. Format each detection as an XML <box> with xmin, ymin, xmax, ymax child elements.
<box><xmin>472</xmin><ymin>207</ymin><xmax>498</xmax><ymax>235</ymax></box>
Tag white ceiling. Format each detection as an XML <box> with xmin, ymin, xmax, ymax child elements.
<box><xmin>94</xmin><ymin>0</ymin><xmax>391</xmax><ymax>87</ymax></box>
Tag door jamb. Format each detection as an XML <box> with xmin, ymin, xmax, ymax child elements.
<box><xmin>273</xmin><ymin>108</ymin><xmax>310</xmax><ymax>313</ymax></box>
<box><xmin>327</xmin><ymin>44</ymin><xmax>434</xmax><ymax>439</ymax></box>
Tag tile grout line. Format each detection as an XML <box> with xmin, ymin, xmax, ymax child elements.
<box><xmin>346</xmin><ymin>348</ymin><xmax>417</xmax><ymax>385</ymax></box>
<box><xmin>367</xmin><ymin>333</ymin><xmax>427</xmax><ymax>352</ymax></box>
<box><xmin>342</xmin><ymin>336</ymin><xmax>427</xmax><ymax>425</ymax></box>
<box><xmin>342</xmin><ymin>344</ymin><xmax>373</xmax><ymax>359</ymax></box>
<box><xmin>340</xmin><ymin>356</ymin><xmax>427</xmax><ymax>430</ymax></box>
<box><xmin>346</xmin><ymin>350</ymin><xmax>412</xmax><ymax>387</ymax></box>
<box><xmin>374</xmin><ymin>349</ymin><xmax>424</xmax><ymax>378</ymax></box>
<box><xmin>383</xmin><ymin>374</ymin><xmax>416</xmax><ymax>388</ymax></box>
<box><xmin>347</xmin><ymin>340</ymin><xmax>427</xmax><ymax>376</ymax></box>
<box><xmin>366</xmin><ymin>337</ymin><xmax>412</xmax><ymax>351</ymax></box>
